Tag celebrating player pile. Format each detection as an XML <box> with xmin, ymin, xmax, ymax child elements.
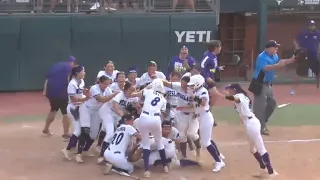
<box><xmin>57</xmin><ymin>40</ymin><xmax>279</xmax><ymax>180</ymax></box>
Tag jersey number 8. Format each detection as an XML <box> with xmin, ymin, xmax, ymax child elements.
<box><xmin>151</xmin><ymin>97</ymin><xmax>160</xmax><ymax>106</ymax></box>
<box><xmin>111</xmin><ymin>132</ymin><xmax>124</xmax><ymax>145</ymax></box>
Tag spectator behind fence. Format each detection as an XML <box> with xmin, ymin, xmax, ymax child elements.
<box><xmin>42</xmin><ymin>56</ymin><xmax>77</xmax><ymax>141</ymax></box>
<box><xmin>167</xmin><ymin>46</ymin><xmax>196</xmax><ymax>78</ymax></box>
<box><xmin>249</xmin><ymin>40</ymin><xmax>295</xmax><ymax>136</ymax></box>
<box><xmin>172</xmin><ymin>0</ymin><xmax>194</xmax><ymax>11</ymax></box>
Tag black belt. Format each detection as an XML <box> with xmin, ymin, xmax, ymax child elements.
<box><xmin>183</xmin><ymin>112</ymin><xmax>190</xmax><ymax>115</ymax></box>
<box><xmin>248</xmin><ymin>116</ymin><xmax>252</xmax><ymax>119</ymax></box>
<box><xmin>114</xmin><ymin>151</ymin><xmax>121</xmax><ymax>154</ymax></box>
<box><xmin>171</xmin><ymin>105</ymin><xmax>178</xmax><ymax>108</ymax></box>
<box><xmin>143</xmin><ymin>111</ymin><xmax>160</xmax><ymax>116</ymax></box>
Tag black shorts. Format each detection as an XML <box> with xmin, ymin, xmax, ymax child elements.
<box><xmin>48</xmin><ymin>97</ymin><xmax>68</xmax><ymax>115</ymax></box>
<box><xmin>308</xmin><ymin>56</ymin><xmax>320</xmax><ymax>75</ymax></box>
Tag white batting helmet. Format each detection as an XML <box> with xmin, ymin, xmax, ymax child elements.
<box><xmin>151</xmin><ymin>79</ymin><xmax>165</xmax><ymax>94</ymax></box>
<box><xmin>187</xmin><ymin>74</ymin><xmax>205</xmax><ymax>90</ymax></box>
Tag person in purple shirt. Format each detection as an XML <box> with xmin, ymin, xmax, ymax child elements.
<box><xmin>167</xmin><ymin>46</ymin><xmax>196</xmax><ymax>77</ymax></box>
<box><xmin>200</xmin><ymin>40</ymin><xmax>224</xmax><ymax>126</ymax></box>
<box><xmin>294</xmin><ymin>20</ymin><xmax>320</xmax><ymax>89</ymax></box>
<box><xmin>42</xmin><ymin>56</ymin><xmax>77</xmax><ymax>141</ymax></box>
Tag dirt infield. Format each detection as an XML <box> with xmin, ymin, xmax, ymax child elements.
<box><xmin>0</xmin><ymin>84</ymin><xmax>320</xmax><ymax>180</ymax></box>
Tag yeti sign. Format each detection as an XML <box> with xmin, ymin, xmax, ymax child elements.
<box><xmin>175</xmin><ymin>31</ymin><xmax>212</xmax><ymax>43</ymax></box>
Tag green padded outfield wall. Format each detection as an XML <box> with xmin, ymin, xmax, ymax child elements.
<box><xmin>0</xmin><ymin>14</ymin><xmax>217</xmax><ymax>91</ymax></box>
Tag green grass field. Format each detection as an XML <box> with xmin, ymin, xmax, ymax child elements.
<box><xmin>1</xmin><ymin>104</ymin><xmax>320</xmax><ymax>127</ymax></box>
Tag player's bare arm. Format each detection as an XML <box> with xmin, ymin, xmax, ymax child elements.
<box><xmin>161</xmin><ymin>79</ymin><xmax>173</xmax><ymax>89</ymax></box>
<box><xmin>112</xmin><ymin>101</ymin><xmax>124</xmax><ymax>117</ymax></box>
<box><xmin>95</xmin><ymin>91</ymin><xmax>120</xmax><ymax>103</ymax></box>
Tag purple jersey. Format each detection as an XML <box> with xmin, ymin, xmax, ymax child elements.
<box><xmin>200</xmin><ymin>51</ymin><xmax>218</xmax><ymax>81</ymax></box>
<box><xmin>167</xmin><ymin>56</ymin><xmax>196</xmax><ymax>77</ymax></box>
<box><xmin>296</xmin><ymin>30</ymin><xmax>320</xmax><ymax>58</ymax></box>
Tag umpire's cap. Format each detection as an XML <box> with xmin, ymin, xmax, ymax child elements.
<box><xmin>206</xmin><ymin>40</ymin><xmax>221</xmax><ymax>51</ymax></box>
<box><xmin>265</xmin><ymin>40</ymin><xmax>280</xmax><ymax>49</ymax></box>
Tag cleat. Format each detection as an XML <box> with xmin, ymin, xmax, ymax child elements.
<box><xmin>103</xmin><ymin>163</ymin><xmax>113</xmax><ymax>175</ymax></box>
<box><xmin>75</xmin><ymin>154</ymin><xmax>83</xmax><ymax>163</ymax></box>
<box><xmin>42</xmin><ymin>129</ymin><xmax>53</xmax><ymax>136</ymax></box>
<box><xmin>144</xmin><ymin>171</ymin><xmax>151</xmax><ymax>178</ymax></box>
<box><xmin>83</xmin><ymin>151</ymin><xmax>95</xmax><ymax>157</ymax></box>
<box><xmin>61</xmin><ymin>148</ymin><xmax>72</xmax><ymax>160</ymax></box>
<box><xmin>163</xmin><ymin>166</ymin><xmax>169</xmax><ymax>173</ymax></box>
<box><xmin>219</xmin><ymin>153</ymin><xmax>225</xmax><ymax>160</ymax></box>
<box><xmin>252</xmin><ymin>168</ymin><xmax>267</xmax><ymax>178</ymax></box>
<box><xmin>264</xmin><ymin>171</ymin><xmax>278</xmax><ymax>180</ymax></box>
<box><xmin>212</xmin><ymin>161</ymin><xmax>225</xmax><ymax>173</ymax></box>
<box><xmin>97</xmin><ymin>157</ymin><xmax>105</xmax><ymax>164</ymax></box>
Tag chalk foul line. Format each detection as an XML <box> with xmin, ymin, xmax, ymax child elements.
<box><xmin>220</xmin><ymin>138</ymin><xmax>320</xmax><ymax>146</ymax></box>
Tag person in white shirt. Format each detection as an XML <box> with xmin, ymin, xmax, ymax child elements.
<box><xmin>103</xmin><ymin>114</ymin><xmax>141</xmax><ymax>175</ymax></box>
<box><xmin>187</xmin><ymin>74</ymin><xmax>225</xmax><ymax>172</ymax></box>
<box><xmin>222</xmin><ymin>84</ymin><xmax>278</xmax><ymax>179</ymax></box>
<box><xmin>130</xmin><ymin>79</ymin><xmax>169</xmax><ymax>178</ymax></box>
<box><xmin>127</xmin><ymin>67</ymin><xmax>140</xmax><ymax>87</ymax></box>
<box><xmin>97</xmin><ymin>81</ymin><xmax>139</xmax><ymax>163</ymax></box>
<box><xmin>162</xmin><ymin>75</ymin><xmax>201</xmax><ymax>160</ymax></box>
<box><xmin>96</xmin><ymin>61</ymin><xmax>119</xmax><ymax>83</ymax></box>
<box><xmin>110</xmin><ymin>71</ymin><xmax>126</xmax><ymax>92</ymax></box>
<box><xmin>164</xmin><ymin>71</ymin><xmax>180</xmax><ymax>123</ymax></box>
<box><xmin>61</xmin><ymin>66</ymin><xmax>90</xmax><ymax>162</ymax></box>
<box><xmin>138</xmin><ymin>61</ymin><xmax>166</xmax><ymax>87</ymax></box>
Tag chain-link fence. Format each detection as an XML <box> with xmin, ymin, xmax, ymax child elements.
<box><xmin>0</xmin><ymin>0</ymin><xmax>219</xmax><ymax>13</ymax></box>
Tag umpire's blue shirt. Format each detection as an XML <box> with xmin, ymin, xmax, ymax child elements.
<box><xmin>46</xmin><ymin>62</ymin><xmax>72</xmax><ymax>99</ymax></box>
<box><xmin>253</xmin><ymin>51</ymin><xmax>279</xmax><ymax>83</ymax></box>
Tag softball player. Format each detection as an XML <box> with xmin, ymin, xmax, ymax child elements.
<box><xmin>77</xmin><ymin>75</ymin><xmax>120</xmax><ymax>162</ymax></box>
<box><xmin>162</xmin><ymin>76</ymin><xmax>201</xmax><ymax>159</ymax></box>
<box><xmin>96</xmin><ymin>61</ymin><xmax>119</xmax><ymax>82</ymax></box>
<box><xmin>98</xmin><ymin>81</ymin><xmax>139</xmax><ymax>162</ymax></box>
<box><xmin>138</xmin><ymin>61</ymin><xmax>166</xmax><ymax>87</ymax></box>
<box><xmin>164</xmin><ymin>71</ymin><xmax>180</xmax><ymax>124</ymax></box>
<box><xmin>187</xmin><ymin>74</ymin><xmax>225</xmax><ymax>172</ymax></box>
<box><xmin>110</xmin><ymin>71</ymin><xmax>126</xmax><ymax>92</ymax></box>
<box><xmin>127</xmin><ymin>67</ymin><xmax>140</xmax><ymax>87</ymax></box>
<box><xmin>130</xmin><ymin>79</ymin><xmax>169</xmax><ymax>178</ymax></box>
<box><xmin>223</xmin><ymin>84</ymin><xmax>278</xmax><ymax>179</ymax></box>
<box><xmin>104</xmin><ymin>114</ymin><xmax>140</xmax><ymax>175</ymax></box>
<box><xmin>61</xmin><ymin>66</ymin><xmax>90</xmax><ymax>161</ymax></box>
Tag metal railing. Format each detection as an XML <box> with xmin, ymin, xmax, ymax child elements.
<box><xmin>0</xmin><ymin>0</ymin><xmax>219</xmax><ymax>13</ymax></box>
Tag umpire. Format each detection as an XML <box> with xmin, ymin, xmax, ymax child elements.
<box><xmin>42</xmin><ymin>56</ymin><xmax>77</xmax><ymax>140</ymax></box>
<box><xmin>250</xmin><ymin>40</ymin><xmax>295</xmax><ymax>135</ymax></box>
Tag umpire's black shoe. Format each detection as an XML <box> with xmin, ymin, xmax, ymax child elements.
<box><xmin>261</xmin><ymin>128</ymin><xmax>270</xmax><ymax>136</ymax></box>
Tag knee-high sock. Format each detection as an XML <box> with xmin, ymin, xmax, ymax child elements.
<box><xmin>66</xmin><ymin>134</ymin><xmax>78</xmax><ymax>150</ymax></box>
<box><xmin>83</xmin><ymin>138</ymin><xmax>95</xmax><ymax>151</ymax></box>
<box><xmin>99</xmin><ymin>141</ymin><xmax>110</xmax><ymax>157</ymax></box>
<box><xmin>180</xmin><ymin>142</ymin><xmax>187</xmax><ymax>158</ymax></box>
<box><xmin>194</xmin><ymin>138</ymin><xmax>201</xmax><ymax>149</ymax></box>
<box><xmin>261</xmin><ymin>152</ymin><xmax>274</xmax><ymax>174</ymax></box>
<box><xmin>143</xmin><ymin>149</ymin><xmax>151</xmax><ymax>171</ymax></box>
<box><xmin>77</xmin><ymin>135</ymin><xmax>87</xmax><ymax>154</ymax></box>
<box><xmin>206</xmin><ymin>144</ymin><xmax>221</xmax><ymax>162</ymax></box>
<box><xmin>210</xmin><ymin>140</ymin><xmax>220</xmax><ymax>156</ymax></box>
<box><xmin>158</xmin><ymin>149</ymin><xmax>167</xmax><ymax>167</ymax></box>
<box><xmin>253</xmin><ymin>152</ymin><xmax>266</xmax><ymax>169</ymax></box>
<box><xmin>97</xmin><ymin>130</ymin><xmax>106</xmax><ymax>147</ymax></box>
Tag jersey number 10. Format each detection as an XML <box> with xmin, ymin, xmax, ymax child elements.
<box><xmin>111</xmin><ymin>132</ymin><xmax>124</xmax><ymax>145</ymax></box>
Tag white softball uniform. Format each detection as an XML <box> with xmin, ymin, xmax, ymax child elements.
<box><xmin>171</xmin><ymin>82</ymin><xmax>199</xmax><ymax>143</ymax></box>
<box><xmin>149</xmin><ymin>137</ymin><xmax>176</xmax><ymax>165</ymax></box>
<box><xmin>126</xmin><ymin>78</ymin><xmax>140</xmax><ymax>87</ymax></box>
<box><xmin>110</xmin><ymin>82</ymin><xmax>122</xmax><ymax>92</ymax></box>
<box><xmin>98</xmin><ymin>87</ymin><xmax>113</xmax><ymax>131</ymax></box>
<box><xmin>102</xmin><ymin>92</ymin><xmax>139</xmax><ymax>143</ymax></box>
<box><xmin>79</xmin><ymin>84</ymin><xmax>104</xmax><ymax>139</ymax></box>
<box><xmin>96</xmin><ymin>70</ymin><xmax>119</xmax><ymax>82</ymax></box>
<box><xmin>193</xmin><ymin>87</ymin><xmax>213</xmax><ymax>147</ymax></box>
<box><xmin>104</xmin><ymin>124</ymin><xmax>137</xmax><ymax>173</ymax></box>
<box><xmin>164</xmin><ymin>87</ymin><xmax>178</xmax><ymax>123</ymax></box>
<box><xmin>67</xmin><ymin>78</ymin><xmax>85</xmax><ymax>137</ymax></box>
<box><xmin>137</xmin><ymin>89</ymin><xmax>167</xmax><ymax>150</ymax></box>
<box><xmin>138</xmin><ymin>71</ymin><xmax>166</xmax><ymax>86</ymax></box>
<box><xmin>234</xmin><ymin>93</ymin><xmax>267</xmax><ymax>155</ymax></box>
